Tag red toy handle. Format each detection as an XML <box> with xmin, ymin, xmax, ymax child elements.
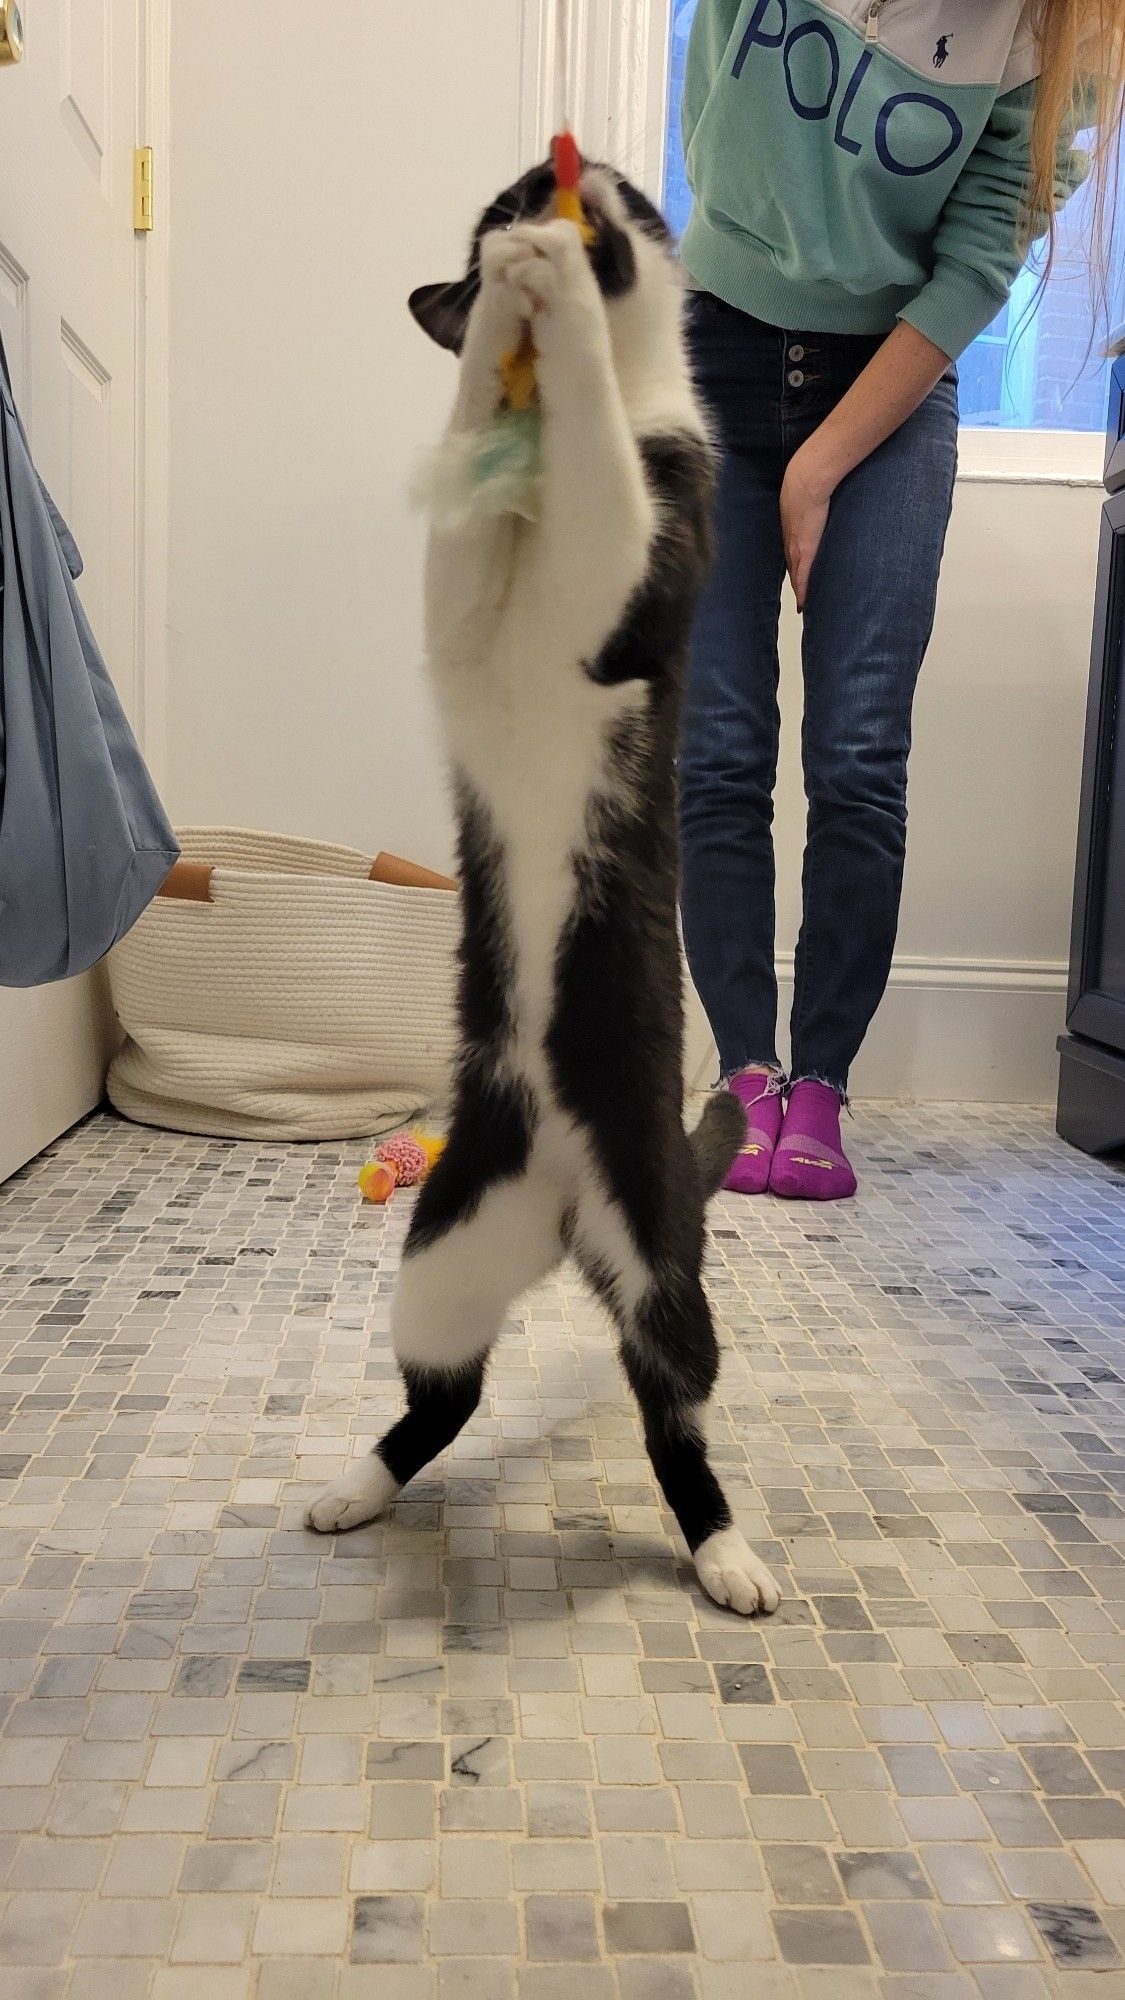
<box><xmin>552</xmin><ymin>129</ymin><xmax>582</xmax><ymax>193</ymax></box>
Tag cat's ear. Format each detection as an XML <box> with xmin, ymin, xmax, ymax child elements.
<box><xmin>408</xmin><ymin>276</ymin><xmax>477</xmax><ymax>353</ymax></box>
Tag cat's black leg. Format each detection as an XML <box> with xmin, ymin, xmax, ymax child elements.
<box><xmin>305</xmin><ymin>1353</ymin><xmax>490</xmax><ymax>1535</ymax></box>
<box><xmin>377</xmin><ymin>1356</ymin><xmax>488</xmax><ymax>1489</ymax></box>
<box><xmin>621</xmin><ymin>1274</ymin><xmax>779</xmax><ymax>1616</ymax></box>
<box><xmin>618</xmin><ymin>1277</ymin><xmax>731</xmax><ymax>1553</ymax></box>
<box><xmin>306</xmin><ymin>1095</ymin><xmax>561</xmax><ymax>1534</ymax></box>
<box><xmin>571</xmin><ymin>1187</ymin><xmax>781</xmax><ymax>1617</ymax></box>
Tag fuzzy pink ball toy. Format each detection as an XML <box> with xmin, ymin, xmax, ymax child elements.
<box><xmin>374</xmin><ymin>1133</ymin><xmax>428</xmax><ymax>1188</ymax></box>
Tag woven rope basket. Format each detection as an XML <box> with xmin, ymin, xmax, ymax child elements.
<box><xmin>106</xmin><ymin>827</ymin><xmax>459</xmax><ymax>1141</ymax></box>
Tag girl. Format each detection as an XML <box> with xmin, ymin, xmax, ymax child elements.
<box><xmin>678</xmin><ymin>0</ymin><xmax>1122</xmax><ymax>1197</ymax></box>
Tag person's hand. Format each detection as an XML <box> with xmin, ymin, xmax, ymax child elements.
<box><xmin>779</xmin><ymin>444</ymin><xmax>835</xmax><ymax>613</ymax></box>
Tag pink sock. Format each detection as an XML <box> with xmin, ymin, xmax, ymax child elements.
<box><xmin>769</xmin><ymin>1080</ymin><xmax>857</xmax><ymax>1202</ymax></box>
<box><xmin>722</xmin><ymin>1067</ymin><xmax>783</xmax><ymax>1196</ymax></box>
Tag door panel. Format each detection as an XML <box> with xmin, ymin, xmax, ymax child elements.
<box><xmin>62</xmin><ymin>0</ymin><xmax>111</xmax><ymax>184</ymax></box>
<box><xmin>0</xmin><ymin>242</ymin><xmax>28</xmax><ymax>402</ymax></box>
<box><xmin>61</xmin><ymin>320</ymin><xmax>112</xmax><ymax>643</ymax></box>
<box><xmin>0</xmin><ymin>1</ymin><xmax>141</xmax><ymax>1183</ymax></box>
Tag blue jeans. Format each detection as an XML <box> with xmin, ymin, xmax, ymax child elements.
<box><xmin>679</xmin><ymin>294</ymin><xmax>959</xmax><ymax>1094</ymax></box>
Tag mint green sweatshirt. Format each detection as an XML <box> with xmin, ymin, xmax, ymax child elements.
<box><xmin>681</xmin><ymin>0</ymin><xmax>1091</xmax><ymax>358</ymax></box>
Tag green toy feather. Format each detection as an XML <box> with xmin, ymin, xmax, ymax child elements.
<box><xmin>412</xmin><ymin>407</ymin><xmax>543</xmax><ymax>528</ymax></box>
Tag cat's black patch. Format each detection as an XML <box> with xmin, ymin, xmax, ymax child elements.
<box><xmin>452</xmin><ymin>777</ymin><xmax>514</xmax><ymax>1061</ymax></box>
<box><xmin>587</xmin><ymin>432</ymin><xmax>714</xmax><ymax>686</ymax></box>
<box><xmin>546</xmin><ymin>425</ymin><xmax>715</xmax><ymax>1271</ymax></box>
<box><xmin>404</xmin><ymin>1069</ymin><xmax>533</xmax><ymax>1259</ymax></box>
<box><xmin>568</xmin><ymin>1245</ymin><xmax>733</xmax><ymax>1553</ymax></box>
<box><xmin>404</xmin><ymin>780</ymin><xmax>533</xmax><ymax>1256</ymax></box>
<box><xmin>377</xmin><ymin>1357</ymin><xmax>489</xmax><ymax>1488</ymax></box>
<box><xmin>620</xmin><ymin>1287</ymin><xmax>733</xmax><ymax>1552</ymax></box>
<box><xmin>587</xmin><ymin>214</ymin><xmax>637</xmax><ymax>300</ymax></box>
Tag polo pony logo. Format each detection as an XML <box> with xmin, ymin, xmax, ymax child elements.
<box><xmin>933</xmin><ymin>35</ymin><xmax>951</xmax><ymax>69</ymax></box>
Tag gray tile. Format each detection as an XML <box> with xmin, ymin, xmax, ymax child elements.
<box><xmin>234</xmin><ymin>1659</ymin><xmax>310</xmax><ymax>1692</ymax></box>
<box><xmin>836</xmin><ymin>1850</ymin><xmax>931</xmax><ymax>1900</ymax></box>
<box><xmin>178</xmin><ymin>1841</ymin><xmax>273</xmax><ymax>1892</ymax></box>
<box><xmin>603</xmin><ymin>1902</ymin><xmax>695</xmax><ymax>1954</ymax></box>
<box><xmin>614</xmin><ymin>1962</ymin><xmax>697</xmax><ymax>2000</ymax></box>
<box><xmin>712</xmin><ymin>1663</ymin><xmax>774</xmax><ymax>1705</ymax></box>
<box><xmin>351</xmin><ymin>1896</ymin><xmax>424</xmax><ymax>1963</ymax></box>
<box><xmin>525</xmin><ymin>1895</ymin><xmax>600</xmax><ymax>1962</ymax></box>
<box><xmin>1020</xmin><ymin>1746</ymin><xmax>1099</xmax><ymax>1795</ymax></box>
<box><xmin>866</xmin><ymin>1903</ymin><xmax>953</xmax><ymax>1973</ymax></box>
<box><xmin>764</xmin><ymin>1844</ymin><xmax>842</xmax><ymax>1905</ymax></box>
<box><xmin>1047</xmin><ymin>1796</ymin><xmax>1125</xmax><ymax>1839</ymax></box>
<box><xmin>772</xmin><ymin>1909</ymin><xmax>871</xmax><ymax>1965</ymax></box>
<box><xmin>366</xmin><ymin>1742</ymin><xmax>446</xmax><ymax>1781</ymax></box>
<box><xmin>738</xmin><ymin>1745</ymin><xmax>809</xmax><ymax>1794</ymax></box>
<box><xmin>1026</xmin><ymin>1902</ymin><xmax>1122</xmax><ymax>1968</ymax></box>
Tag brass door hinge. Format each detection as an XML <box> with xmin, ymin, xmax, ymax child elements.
<box><xmin>133</xmin><ymin>146</ymin><xmax>154</xmax><ymax>231</ymax></box>
<box><xmin>0</xmin><ymin>0</ymin><xmax>25</xmax><ymax>66</ymax></box>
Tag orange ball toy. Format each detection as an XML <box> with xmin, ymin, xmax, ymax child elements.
<box><xmin>357</xmin><ymin>1161</ymin><xmax>396</xmax><ymax>1205</ymax></box>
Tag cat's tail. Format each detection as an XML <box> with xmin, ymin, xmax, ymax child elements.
<box><xmin>689</xmin><ymin>1091</ymin><xmax>745</xmax><ymax>1198</ymax></box>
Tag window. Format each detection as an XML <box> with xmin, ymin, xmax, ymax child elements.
<box><xmin>664</xmin><ymin>0</ymin><xmax>1124</xmax><ymax>432</ymax></box>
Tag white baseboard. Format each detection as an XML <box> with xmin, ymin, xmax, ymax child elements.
<box><xmin>684</xmin><ymin>954</ymin><xmax>1069</xmax><ymax>1105</ymax></box>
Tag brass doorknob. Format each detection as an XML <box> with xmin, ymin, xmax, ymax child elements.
<box><xmin>0</xmin><ymin>1</ymin><xmax>24</xmax><ymax>66</ymax></box>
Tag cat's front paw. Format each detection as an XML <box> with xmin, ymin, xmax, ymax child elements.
<box><xmin>495</xmin><ymin>219</ymin><xmax>601</xmax><ymax>336</ymax></box>
<box><xmin>465</xmin><ymin>234</ymin><xmax>529</xmax><ymax>354</ymax></box>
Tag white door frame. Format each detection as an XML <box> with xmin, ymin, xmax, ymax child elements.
<box><xmin>518</xmin><ymin>0</ymin><xmax>673</xmax><ymax>200</ymax></box>
<box><xmin>136</xmin><ymin>0</ymin><xmax>173</xmax><ymax>791</ymax></box>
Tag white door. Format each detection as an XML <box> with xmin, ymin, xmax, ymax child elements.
<box><xmin>0</xmin><ymin>1</ymin><xmax>145</xmax><ymax>1182</ymax></box>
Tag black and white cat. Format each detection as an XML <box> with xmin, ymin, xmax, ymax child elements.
<box><xmin>307</xmin><ymin>158</ymin><xmax>780</xmax><ymax>1617</ymax></box>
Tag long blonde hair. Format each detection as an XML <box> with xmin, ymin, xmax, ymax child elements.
<box><xmin>1028</xmin><ymin>0</ymin><xmax>1125</xmax><ymax>293</ymax></box>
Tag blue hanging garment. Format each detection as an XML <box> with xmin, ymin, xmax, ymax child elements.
<box><xmin>0</xmin><ymin>329</ymin><xmax>178</xmax><ymax>986</ymax></box>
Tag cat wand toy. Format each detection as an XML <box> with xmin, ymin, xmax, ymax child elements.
<box><xmin>497</xmin><ymin>128</ymin><xmax>595</xmax><ymax>412</ymax></box>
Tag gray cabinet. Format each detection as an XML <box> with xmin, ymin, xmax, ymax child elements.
<box><xmin>1056</xmin><ymin>351</ymin><xmax>1125</xmax><ymax>1157</ymax></box>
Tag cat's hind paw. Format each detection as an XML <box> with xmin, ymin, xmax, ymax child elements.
<box><xmin>305</xmin><ymin>1455</ymin><xmax>399</xmax><ymax>1534</ymax></box>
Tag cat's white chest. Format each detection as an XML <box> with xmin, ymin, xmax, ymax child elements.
<box><xmin>436</xmin><ymin>633</ymin><xmax>642</xmax><ymax>1062</ymax></box>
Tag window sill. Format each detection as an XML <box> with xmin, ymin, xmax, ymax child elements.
<box><xmin>956</xmin><ymin>427</ymin><xmax>1104</xmax><ymax>487</ymax></box>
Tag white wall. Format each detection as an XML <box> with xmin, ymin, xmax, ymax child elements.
<box><xmin>165</xmin><ymin>7</ymin><xmax>1101</xmax><ymax>1102</ymax></box>
<box><xmin>166</xmin><ymin>2</ymin><xmax>527</xmax><ymax>871</ymax></box>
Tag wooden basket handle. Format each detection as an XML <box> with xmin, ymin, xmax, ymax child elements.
<box><xmin>369</xmin><ymin>851</ymin><xmax>456</xmax><ymax>891</ymax></box>
<box><xmin>158</xmin><ymin>860</ymin><xmax>214</xmax><ymax>903</ymax></box>
<box><xmin>156</xmin><ymin>851</ymin><xmax>456</xmax><ymax>902</ymax></box>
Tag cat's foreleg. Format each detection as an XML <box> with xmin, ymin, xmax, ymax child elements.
<box><xmin>423</xmin><ymin>233</ymin><xmax>542</xmax><ymax>656</ymax></box>
<box><xmin>444</xmin><ymin>232</ymin><xmax>530</xmax><ymax>438</ymax></box>
<box><xmin>501</xmin><ymin>219</ymin><xmax>655</xmax><ymax>657</ymax></box>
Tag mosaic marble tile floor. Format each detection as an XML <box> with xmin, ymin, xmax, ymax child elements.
<box><xmin>1</xmin><ymin>1104</ymin><xmax>1124</xmax><ymax>2000</ymax></box>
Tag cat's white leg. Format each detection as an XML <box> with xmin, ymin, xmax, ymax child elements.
<box><xmin>305</xmin><ymin>1159</ymin><xmax>563</xmax><ymax>1534</ymax></box>
<box><xmin>445</xmin><ymin>232</ymin><xmax>528</xmax><ymax>436</ymax></box>
<box><xmin>500</xmin><ymin>219</ymin><xmax>656</xmax><ymax>657</ymax></box>
<box><xmin>423</xmin><ymin>234</ymin><xmax>538</xmax><ymax>659</ymax></box>
<box><xmin>391</xmin><ymin>1164</ymin><xmax>563</xmax><ymax>1373</ymax></box>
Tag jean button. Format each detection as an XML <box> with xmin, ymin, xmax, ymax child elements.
<box><xmin>787</xmin><ymin>368</ymin><xmax>805</xmax><ymax>388</ymax></box>
<box><xmin>788</xmin><ymin>343</ymin><xmax>805</xmax><ymax>362</ymax></box>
